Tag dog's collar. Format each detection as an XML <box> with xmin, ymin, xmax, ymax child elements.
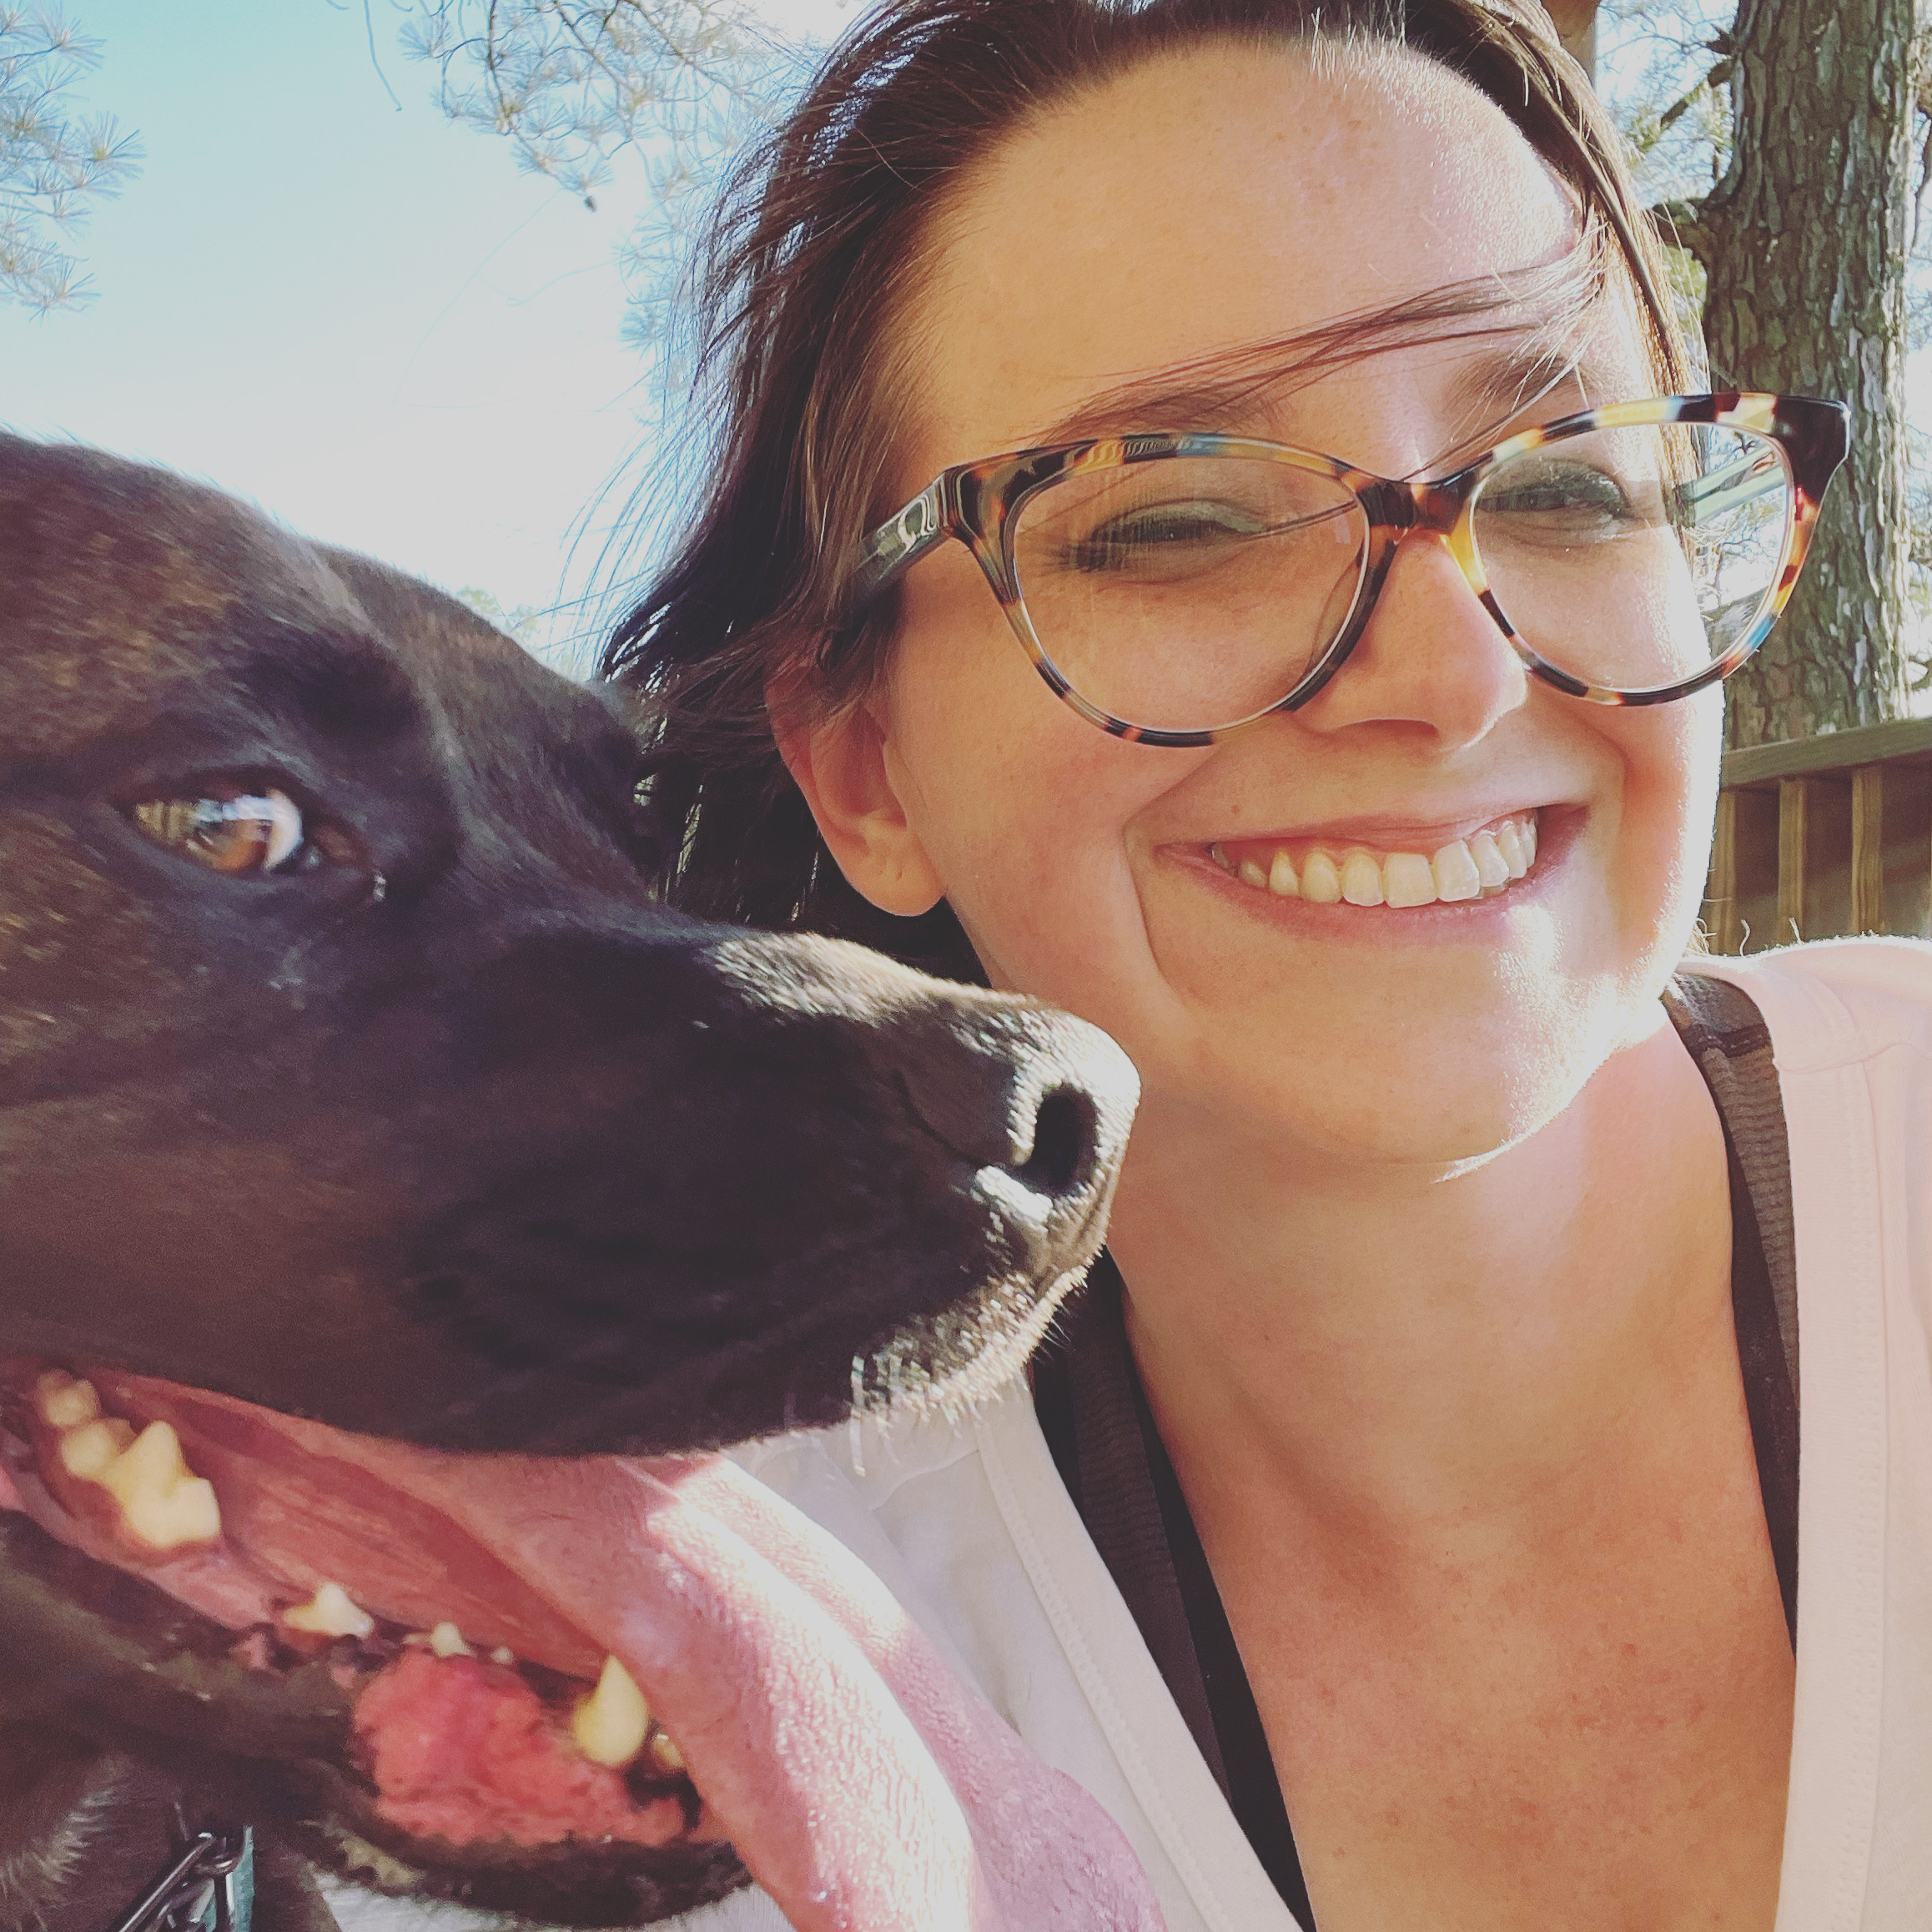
<box><xmin>108</xmin><ymin>1824</ymin><xmax>253</xmax><ymax>1932</ymax></box>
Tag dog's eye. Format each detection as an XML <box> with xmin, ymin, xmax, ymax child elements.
<box><xmin>128</xmin><ymin>785</ymin><xmax>350</xmax><ymax>877</ymax></box>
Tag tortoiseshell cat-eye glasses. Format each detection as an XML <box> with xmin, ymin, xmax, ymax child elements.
<box><xmin>853</xmin><ymin>393</ymin><xmax>1851</xmax><ymax>747</ymax></box>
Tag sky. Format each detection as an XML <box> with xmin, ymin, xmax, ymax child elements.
<box><xmin>8</xmin><ymin>6</ymin><xmax>1926</xmax><ymax>692</ymax></box>
<box><xmin>2</xmin><ymin>1</ymin><xmax>846</xmax><ymax>672</ymax></box>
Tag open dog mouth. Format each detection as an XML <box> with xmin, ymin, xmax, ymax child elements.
<box><xmin>0</xmin><ymin>1358</ymin><xmax>737</xmax><ymax>1899</ymax></box>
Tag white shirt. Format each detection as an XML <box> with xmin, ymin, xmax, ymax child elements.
<box><xmin>325</xmin><ymin>939</ymin><xmax>1932</xmax><ymax>1932</ymax></box>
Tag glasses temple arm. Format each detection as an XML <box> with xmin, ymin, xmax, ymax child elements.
<box><xmin>852</xmin><ymin>479</ymin><xmax>950</xmax><ymax>605</ymax></box>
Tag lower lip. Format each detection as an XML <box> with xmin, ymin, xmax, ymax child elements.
<box><xmin>1178</xmin><ymin>812</ymin><xmax>1574</xmax><ymax>940</ymax></box>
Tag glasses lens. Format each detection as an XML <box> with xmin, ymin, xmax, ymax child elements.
<box><xmin>1473</xmin><ymin>422</ymin><xmax>1795</xmax><ymax>694</ymax></box>
<box><xmin>1009</xmin><ymin>455</ymin><xmax>1370</xmax><ymax>733</ymax></box>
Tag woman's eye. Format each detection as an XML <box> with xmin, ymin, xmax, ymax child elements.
<box><xmin>1484</xmin><ymin>463</ymin><xmax>1639</xmax><ymax>529</ymax></box>
<box><xmin>1065</xmin><ymin>501</ymin><xmax>1269</xmax><ymax>570</ymax></box>
<box><xmin>129</xmin><ymin>786</ymin><xmax>325</xmax><ymax>877</ymax></box>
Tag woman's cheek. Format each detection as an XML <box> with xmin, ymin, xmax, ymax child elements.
<box><xmin>889</xmin><ymin>620</ymin><xmax>1180</xmax><ymax>1004</ymax></box>
<box><xmin>1602</xmin><ymin>690</ymin><xmax>1723</xmax><ymax>991</ymax></box>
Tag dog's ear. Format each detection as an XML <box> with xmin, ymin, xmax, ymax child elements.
<box><xmin>0</xmin><ymin>1728</ymin><xmax>341</xmax><ymax>1932</ymax></box>
<box><xmin>252</xmin><ymin>1826</ymin><xmax>345</xmax><ymax>1932</ymax></box>
<box><xmin>0</xmin><ymin>1728</ymin><xmax>181</xmax><ymax>1932</ymax></box>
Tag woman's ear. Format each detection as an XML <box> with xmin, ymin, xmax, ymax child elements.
<box><xmin>773</xmin><ymin>697</ymin><xmax>945</xmax><ymax>917</ymax></box>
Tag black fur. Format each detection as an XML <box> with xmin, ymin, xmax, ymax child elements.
<box><xmin>0</xmin><ymin>437</ymin><xmax>1135</xmax><ymax>1927</ymax></box>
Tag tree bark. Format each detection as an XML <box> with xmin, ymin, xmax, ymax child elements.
<box><xmin>1696</xmin><ymin>0</ymin><xmax>1917</xmax><ymax>747</ymax></box>
<box><xmin>1543</xmin><ymin>0</ymin><xmax>1601</xmax><ymax>79</ymax></box>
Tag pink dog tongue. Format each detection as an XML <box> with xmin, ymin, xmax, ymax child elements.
<box><xmin>90</xmin><ymin>1381</ymin><xmax>1165</xmax><ymax>1931</ymax></box>
<box><xmin>387</xmin><ymin>1452</ymin><xmax>1167</xmax><ymax>1932</ymax></box>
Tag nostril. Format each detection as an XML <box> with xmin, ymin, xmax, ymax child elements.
<box><xmin>1014</xmin><ymin>1086</ymin><xmax>1098</xmax><ymax>1198</ymax></box>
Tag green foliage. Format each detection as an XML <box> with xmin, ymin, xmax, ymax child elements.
<box><xmin>0</xmin><ymin>4</ymin><xmax>138</xmax><ymax>311</ymax></box>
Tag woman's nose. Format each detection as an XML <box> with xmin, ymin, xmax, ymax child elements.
<box><xmin>1297</xmin><ymin>527</ymin><xmax>1530</xmax><ymax>747</ymax></box>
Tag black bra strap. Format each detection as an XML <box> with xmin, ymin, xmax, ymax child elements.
<box><xmin>1663</xmin><ymin>973</ymin><xmax>1801</xmax><ymax>1641</ymax></box>
<box><xmin>1033</xmin><ymin>974</ymin><xmax>1801</xmax><ymax>1926</ymax></box>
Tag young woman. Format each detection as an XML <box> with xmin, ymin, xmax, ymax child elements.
<box><xmin>605</xmin><ymin>4</ymin><xmax>1931</xmax><ymax>1928</ymax></box>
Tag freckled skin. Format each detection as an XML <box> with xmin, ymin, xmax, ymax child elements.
<box><xmin>869</xmin><ymin>45</ymin><xmax>1723</xmax><ymax>1166</ymax></box>
<box><xmin>792</xmin><ymin>42</ymin><xmax>1788</xmax><ymax>1932</ymax></box>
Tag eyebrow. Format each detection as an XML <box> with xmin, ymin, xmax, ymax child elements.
<box><xmin>239</xmin><ymin>623</ymin><xmax>426</xmax><ymax>748</ymax></box>
<box><xmin>1023</xmin><ymin>248</ymin><xmax>1616</xmax><ymax>460</ymax></box>
<box><xmin>1429</xmin><ymin>336</ymin><xmax>1620</xmax><ymax>461</ymax></box>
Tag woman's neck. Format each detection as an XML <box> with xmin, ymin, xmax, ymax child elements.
<box><xmin>1107</xmin><ymin>1011</ymin><xmax>1734</xmax><ymax>1551</ymax></box>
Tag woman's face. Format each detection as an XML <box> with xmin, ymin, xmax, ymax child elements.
<box><xmin>821</xmin><ymin>42</ymin><xmax>1722</xmax><ymax>1170</ymax></box>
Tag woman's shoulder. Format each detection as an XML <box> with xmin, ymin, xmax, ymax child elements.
<box><xmin>1682</xmin><ymin>935</ymin><xmax>1932</xmax><ymax>1069</ymax></box>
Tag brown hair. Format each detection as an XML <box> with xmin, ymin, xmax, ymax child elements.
<box><xmin>601</xmin><ymin>0</ymin><xmax>1688</xmax><ymax>983</ymax></box>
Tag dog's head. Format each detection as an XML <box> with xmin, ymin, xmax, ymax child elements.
<box><xmin>0</xmin><ymin>436</ymin><xmax>1139</xmax><ymax>1924</ymax></box>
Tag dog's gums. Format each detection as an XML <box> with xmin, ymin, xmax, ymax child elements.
<box><xmin>2</xmin><ymin>1362</ymin><xmax>714</xmax><ymax>1862</ymax></box>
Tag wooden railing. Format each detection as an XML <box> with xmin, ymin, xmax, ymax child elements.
<box><xmin>1702</xmin><ymin>715</ymin><xmax>1932</xmax><ymax>952</ymax></box>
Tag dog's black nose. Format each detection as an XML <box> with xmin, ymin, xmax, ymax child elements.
<box><xmin>890</xmin><ymin>1001</ymin><xmax>1132</xmax><ymax>1211</ymax></box>
<box><xmin>372</xmin><ymin>921</ymin><xmax>1140</xmax><ymax>1452</ymax></box>
<box><xmin>701</xmin><ymin>932</ymin><xmax>1140</xmax><ymax>1287</ymax></box>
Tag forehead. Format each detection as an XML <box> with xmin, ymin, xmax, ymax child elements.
<box><xmin>903</xmin><ymin>38</ymin><xmax>1595</xmax><ymax>463</ymax></box>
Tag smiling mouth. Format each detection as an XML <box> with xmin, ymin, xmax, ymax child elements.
<box><xmin>1209</xmin><ymin>808</ymin><xmax>1542</xmax><ymax>908</ymax></box>
<box><xmin>2</xmin><ymin>1362</ymin><xmax>707</xmax><ymax>1863</ymax></box>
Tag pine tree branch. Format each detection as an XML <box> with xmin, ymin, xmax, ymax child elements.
<box><xmin>1915</xmin><ymin>115</ymin><xmax>1932</xmax><ymax>253</ymax></box>
<box><xmin>1656</xmin><ymin>58</ymin><xmax>1734</xmax><ymax>137</ymax></box>
<box><xmin>1648</xmin><ymin>197</ymin><xmax>1715</xmax><ymax>267</ymax></box>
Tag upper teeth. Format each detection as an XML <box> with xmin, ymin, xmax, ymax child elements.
<box><xmin>1214</xmin><ymin>813</ymin><xmax>1538</xmax><ymax>908</ymax></box>
<box><xmin>93</xmin><ymin>1421</ymin><xmax>223</xmax><ymax>1550</ymax></box>
<box><xmin>34</xmin><ymin>1371</ymin><xmax>222</xmax><ymax>1552</ymax></box>
<box><xmin>37</xmin><ymin>1371</ymin><xmax>103</xmax><ymax>1431</ymax></box>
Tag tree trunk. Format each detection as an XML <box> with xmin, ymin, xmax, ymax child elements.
<box><xmin>1697</xmin><ymin>0</ymin><xmax>1917</xmax><ymax>747</ymax></box>
<box><xmin>1544</xmin><ymin>1</ymin><xmax>1600</xmax><ymax>80</ymax></box>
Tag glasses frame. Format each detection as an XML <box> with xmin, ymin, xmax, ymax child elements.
<box><xmin>852</xmin><ymin>391</ymin><xmax>1851</xmax><ymax>747</ymax></box>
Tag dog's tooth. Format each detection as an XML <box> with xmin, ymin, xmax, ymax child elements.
<box><xmin>34</xmin><ymin>1370</ymin><xmax>102</xmax><ymax>1430</ymax></box>
<box><xmin>573</xmin><ymin>1654</ymin><xmax>650</xmax><ymax>1768</ymax></box>
<box><xmin>94</xmin><ymin>1421</ymin><xmax>222</xmax><ymax>1550</ymax></box>
<box><xmin>58</xmin><ymin>1416</ymin><xmax>136</xmax><ymax>1480</ymax></box>
<box><xmin>1237</xmin><ymin>856</ymin><xmax>1268</xmax><ymax>889</ymax></box>
<box><xmin>490</xmin><ymin>1646</ymin><xmax>516</xmax><ymax>1667</ymax></box>
<box><xmin>284</xmin><ymin>1582</ymin><xmax>377</xmax><ymax>1639</ymax></box>
<box><xmin>649</xmin><ymin>1729</ymin><xmax>686</xmax><ymax>1773</ymax></box>
<box><xmin>118</xmin><ymin>1473</ymin><xmax>223</xmax><ymax>1550</ymax></box>
<box><xmin>428</xmin><ymin>1622</ymin><xmax>472</xmax><ymax>1658</ymax></box>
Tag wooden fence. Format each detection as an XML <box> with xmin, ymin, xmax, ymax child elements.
<box><xmin>1702</xmin><ymin>715</ymin><xmax>1932</xmax><ymax>952</ymax></box>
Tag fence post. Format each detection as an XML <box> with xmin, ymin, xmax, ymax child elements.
<box><xmin>1707</xmin><ymin>790</ymin><xmax>1743</xmax><ymax>953</ymax></box>
<box><xmin>1851</xmin><ymin>765</ymin><xmax>1885</xmax><ymax>934</ymax></box>
<box><xmin>1778</xmin><ymin>777</ymin><xmax>1809</xmax><ymax>943</ymax></box>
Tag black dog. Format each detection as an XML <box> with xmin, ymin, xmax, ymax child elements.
<box><xmin>0</xmin><ymin>437</ymin><xmax>1138</xmax><ymax>1929</ymax></box>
